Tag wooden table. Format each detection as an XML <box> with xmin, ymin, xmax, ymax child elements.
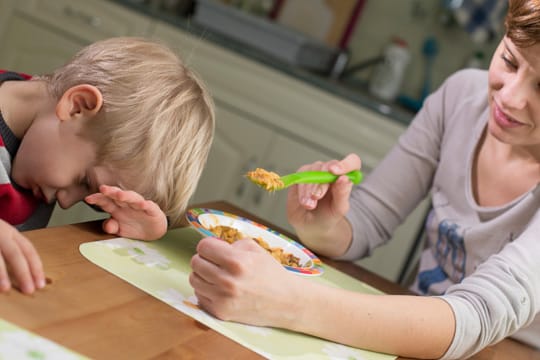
<box><xmin>2</xmin><ymin>201</ymin><xmax>539</xmax><ymax>360</ymax></box>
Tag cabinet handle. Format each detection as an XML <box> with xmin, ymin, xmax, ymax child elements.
<box><xmin>236</xmin><ymin>157</ymin><xmax>258</xmax><ymax>199</ymax></box>
<box><xmin>235</xmin><ymin>182</ymin><xmax>245</xmax><ymax>197</ymax></box>
<box><xmin>253</xmin><ymin>190</ymin><xmax>262</xmax><ymax>205</ymax></box>
<box><xmin>63</xmin><ymin>6</ymin><xmax>101</xmax><ymax>27</ymax></box>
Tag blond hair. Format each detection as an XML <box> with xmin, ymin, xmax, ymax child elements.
<box><xmin>42</xmin><ymin>37</ymin><xmax>215</xmax><ymax>226</ymax></box>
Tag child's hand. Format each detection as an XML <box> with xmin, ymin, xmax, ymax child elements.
<box><xmin>85</xmin><ymin>185</ymin><xmax>168</xmax><ymax>241</ymax></box>
<box><xmin>0</xmin><ymin>219</ymin><xmax>46</xmax><ymax>294</ymax></box>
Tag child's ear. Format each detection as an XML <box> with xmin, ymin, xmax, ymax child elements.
<box><xmin>56</xmin><ymin>84</ymin><xmax>103</xmax><ymax>121</ymax></box>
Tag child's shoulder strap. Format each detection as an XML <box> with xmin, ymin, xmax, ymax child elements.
<box><xmin>0</xmin><ymin>70</ymin><xmax>31</xmax><ymax>82</ymax></box>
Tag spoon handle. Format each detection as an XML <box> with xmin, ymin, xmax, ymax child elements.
<box><xmin>281</xmin><ymin>170</ymin><xmax>363</xmax><ymax>188</ymax></box>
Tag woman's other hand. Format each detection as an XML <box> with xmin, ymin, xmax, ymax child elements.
<box><xmin>287</xmin><ymin>153</ymin><xmax>361</xmax><ymax>257</ymax></box>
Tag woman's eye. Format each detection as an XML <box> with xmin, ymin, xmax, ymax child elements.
<box><xmin>501</xmin><ymin>54</ymin><xmax>517</xmax><ymax>70</ymax></box>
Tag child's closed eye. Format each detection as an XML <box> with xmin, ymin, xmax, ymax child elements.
<box><xmin>80</xmin><ymin>173</ymin><xmax>97</xmax><ymax>193</ymax></box>
<box><xmin>80</xmin><ymin>176</ymin><xmax>90</xmax><ymax>188</ymax></box>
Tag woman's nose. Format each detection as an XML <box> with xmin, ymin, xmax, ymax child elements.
<box><xmin>500</xmin><ymin>77</ymin><xmax>529</xmax><ymax>110</ymax></box>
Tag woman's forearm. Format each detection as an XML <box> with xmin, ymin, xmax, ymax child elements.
<box><xmin>281</xmin><ymin>280</ymin><xmax>455</xmax><ymax>359</ymax></box>
<box><xmin>295</xmin><ymin>216</ymin><xmax>354</xmax><ymax>258</ymax></box>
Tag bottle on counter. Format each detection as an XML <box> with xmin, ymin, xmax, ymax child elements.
<box><xmin>369</xmin><ymin>37</ymin><xmax>411</xmax><ymax>102</ymax></box>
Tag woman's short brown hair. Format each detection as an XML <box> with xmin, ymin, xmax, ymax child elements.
<box><xmin>506</xmin><ymin>0</ymin><xmax>540</xmax><ymax>47</ymax></box>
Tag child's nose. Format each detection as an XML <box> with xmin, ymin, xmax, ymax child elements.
<box><xmin>56</xmin><ymin>187</ymin><xmax>89</xmax><ymax>209</ymax></box>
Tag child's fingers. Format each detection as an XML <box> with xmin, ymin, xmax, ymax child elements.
<box><xmin>2</xmin><ymin>237</ymin><xmax>35</xmax><ymax>294</ymax></box>
<box><xmin>93</xmin><ymin>185</ymin><xmax>130</xmax><ymax>206</ymax></box>
<box><xmin>126</xmin><ymin>200</ymin><xmax>162</xmax><ymax>215</ymax></box>
<box><xmin>106</xmin><ymin>188</ymin><xmax>164</xmax><ymax>215</ymax></box>
<box><xmin>102</xmin><ymin>218</ymin><xmax>120</xmax><ymax>235</ymax></box>
<box><xmin>85</xmin><ymin>193</ymin><xmax>118</xmax><ymax>214</ymax></box>
<box><xmin>99</xmin><ymin>186</ymin><xmax>145</xmax><ymax>203</ymax></box>
<box><xmin>0</xmin><ymin>255</ymin><xmax>10</xmax><ymax>292</ymax></box>
<box><xmin>16</xmin><ymin>234</ymin><xmax>45</xmax><ymax>290</ymax></box>
<box><xmin>87</xmin><ymin>189</ymin><xmax>138</xmax><ymax>209</ymax></box>
<box><xmin>98</xmin><ymin>184</ymin><xmax>122</xmax><ymax>194</ymax></box>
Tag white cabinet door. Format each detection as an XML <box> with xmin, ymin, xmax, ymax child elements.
<box><xmin>0</xmin><ymin>0</ymin><xmax>153</xmax><ymax>75</ymax></box>
<box><xmin>189</xmin><ymin>103</ymin><xmax>275</xmax><ymax>208</ymax></box>
<box><xmin>0</xmin><ymin>15</ymin><xmax>84</xmax><ymax>74</ymax></box>
<box><xmin>0</xmin><ymin>0</ymin><xmax>15</xmax><ymax>41</ymax></box>
<box><xmin>14</xmin><ymin>0</ymin><xmax>152</xmax><ymax>42</ymax></box>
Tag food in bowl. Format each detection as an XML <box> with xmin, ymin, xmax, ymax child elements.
<box><xmin>186</xmin><ymin>208</ymin><xmax>324</xmax><ymax>275</ymax></box>
<box><xmin>209</xmin><ymin>225</ymin><xmax>301</xmax><ymax>267</ymax></box>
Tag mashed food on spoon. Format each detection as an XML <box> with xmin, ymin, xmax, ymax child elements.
<box><xmin>245</xmin><ymin>168</ymin><xmax>284</xmax><ymax>191</ymax></box>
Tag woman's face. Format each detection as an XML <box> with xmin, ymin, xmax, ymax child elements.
<box><xmin>488</xmin><ymin>36</ymin><xmax>540</xmax><ymax>151</ymax></box>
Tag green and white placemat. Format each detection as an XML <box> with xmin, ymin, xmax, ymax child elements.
<box><xmin>0</xmin><ymin>318</ymin><xmax>88</xmax><ymax>360</ymax></box>
<box><xmin>80</xmin><ymin>227</ymin><xmax>396</xmax><ymax>360</ymax></box>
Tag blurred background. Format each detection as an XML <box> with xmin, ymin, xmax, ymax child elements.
<box><xmin>145</xmin><ymin>0</ymin><xmax>505</xmax><ymax>112</ymax></box>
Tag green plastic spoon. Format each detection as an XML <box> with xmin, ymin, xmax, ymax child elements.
<box><xmin>246</xmin><ymin>168</ymin><xmax>363</xmax><ymax>192</ymax></box>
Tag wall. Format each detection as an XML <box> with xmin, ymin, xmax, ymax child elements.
<box><xmin>347</xmin><ymin>0</ymin><xmax>501</xmax><ymax>100</ymax></box>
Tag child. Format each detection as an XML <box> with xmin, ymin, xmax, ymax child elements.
<box><xmin>0</xmin><ymin>37</ymin><xmax>215</xmax><ymax>295</ymax></box>
<box><xmin>189</xmin><ymin>0</ymin><xmax>540</xmax><ymax>358</ymax></box>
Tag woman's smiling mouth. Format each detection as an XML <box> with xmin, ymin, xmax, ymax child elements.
<box><xmin>493</xmin><ymin>102</ymin><xmax>527</xmax><ymax>129</ymax></box>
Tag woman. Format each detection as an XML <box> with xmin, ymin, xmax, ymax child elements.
<box><xmin>189</xmin><ymin>0</ymin><xmax>540</xmax><ymax>358</ymax></box>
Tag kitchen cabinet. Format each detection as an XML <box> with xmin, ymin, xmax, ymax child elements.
<box><xmin>0</xmin><ymin>16</ymin><xmax>86</xmax><ymax>75</ymax></box>
<box><xmin>151</xmin><ymin>21</ymin><xmax>430</xmax><ymax>281</ymax></box>
<box><xmin>0</xmin><ymin>0</ymin><xmax>153</xmax><ymax>227</ymax></box>
<box><xmin>0</xmin><ymin>0</ymin><xmax>15</xmax><ymax>41</ymax></box>
<box><xmin>0</xmin><ymin>0</ymin><xmax>153</xmax><ymax>74</ymax></box>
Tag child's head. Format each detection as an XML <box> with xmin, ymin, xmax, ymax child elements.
<box><xmin>42</xmin><ymin>37</ymin><xmax>215</xmax><ymax>225</ymax></box>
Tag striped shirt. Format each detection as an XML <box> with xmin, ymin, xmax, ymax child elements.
<box><xmin>0</xmin><ymin>71</ymin><xmax>53</xmax><ymax>229</ymax></box>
